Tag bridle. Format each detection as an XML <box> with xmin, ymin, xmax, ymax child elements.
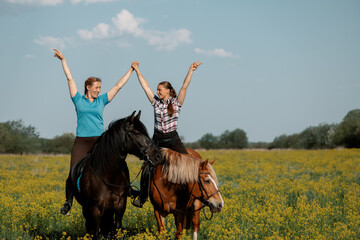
<box><xmin>91</xmin><ymin>122</ymin><xmax>156</xmax><ymax>195</ymax></box>
<box><xmin>125</xmin><ymin>124</ymin><xmax>156</xmax><ymax>166</ymax></box>
<box><xmin>196</xmin><ymin>171</ymin><xmax>221</xmax><ymax>204</ymax></box>
<box><xmin>152</xmin><ymin>170</ymin><xmax>221</xmax><ymax>216</ymax></box>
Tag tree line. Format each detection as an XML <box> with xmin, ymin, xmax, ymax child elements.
<box><xmin>1</xmin><ymin>109</ymin><xmax>360</xmax><ymax>154</ymax></box>
<box><xmin>267</xmin><ymin>109</ymin><xmax>360</xmax><ymax>149</ymax></box>
<box><xmin>186</xmin><ymin>109</ymin><xmax>360</xmax><ymax>150</ymax></box>
<box><xmin>0</xmin><ymin>120</ymin><xmax>74</xmax><ymax>154</ymax></box>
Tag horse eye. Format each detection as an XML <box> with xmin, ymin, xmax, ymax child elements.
<box><xmin>203</xmin><ymin>179</ymin><xmax>210</xmax><ymax>184</ymax></box>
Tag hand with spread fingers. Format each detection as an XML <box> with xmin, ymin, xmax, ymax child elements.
<box><xmin>190</xmin><ymin>61</ymin><xmax>202</xmax><ymax>71</ymax></box>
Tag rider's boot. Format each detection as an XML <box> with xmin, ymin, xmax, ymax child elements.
<box><xmin>60</xmin><ymin>177</ymin><xmax>73</xmax><ymax>215</ymax></box>
<box><xmin>132</xmin><ymin>164</ymin><xmax>151</xmax><ymax>208</ymax></box>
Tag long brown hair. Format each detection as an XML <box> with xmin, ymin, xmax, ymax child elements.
<box><xmin>159</xmin><ymin>81</ymin><xmax>177</xmax><ymax>117</ymax></box>
<box><xmin>84</xmin><ymin>77</ymin><xmax>101</xmax><ymax>95</ymax></box>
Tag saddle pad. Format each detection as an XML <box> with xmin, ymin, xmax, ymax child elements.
<box><xmin>77</xmin><ymin>172</ymin><xmax>83</xmax><ymax>192</ymax></box>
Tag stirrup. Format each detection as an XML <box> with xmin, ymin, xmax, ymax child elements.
<box><xmin>129</xmin><ymin>187</ymin><xmax>140</xmax><ymax>198</ymax></box>
<box><xmin>59</xmin><ymin>202</ymin><xmax>71</xmax><ymax>216</ymax></box>
<box><xmin>131</xmin><ymin>198</ymin><xmax>144</xmax><ymax>208</ymax></box>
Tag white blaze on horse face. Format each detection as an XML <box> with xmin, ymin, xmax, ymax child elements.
<box><xmin>208</xmin><ymin>174</ymin><xmax>224</xmax><ymax>208</ymax></box>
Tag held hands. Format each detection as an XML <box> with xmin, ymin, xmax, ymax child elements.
<box><xmin>53</xmin><ymin>49</ymin><xmax>64</xmax><ymax>60</ymax></box>
<box><xmin>131</xmin><ymin>60</ymin><xmax>139</xmax><ymax>71</ymax></box>
<box><xmin>190</xmin><ymin>61</ymin><xmax>202</xmax><ymax>71</ymax></box>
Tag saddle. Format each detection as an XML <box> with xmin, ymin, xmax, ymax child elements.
<box><xmin>70</xmin><ymin>154</ymin><xmax>89</xmax><ymax>192</ymax></box>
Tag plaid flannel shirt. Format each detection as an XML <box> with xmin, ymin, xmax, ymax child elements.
<box><xmin>152</xmin><ymin>96</ymin><xmax>181</xmax><ymax>133</ymax></box>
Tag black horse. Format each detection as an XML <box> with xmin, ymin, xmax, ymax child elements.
<box><xmin>70</xmin><ymin>111</ymin><xmax>160</xmax><ymax>239</ymax></box>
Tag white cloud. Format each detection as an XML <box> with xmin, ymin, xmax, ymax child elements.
<box><xmin>34</xmin><ymin>36</ymin><xmax>70</xmax><ymax>49</ymax></box>
<box><xmin>7</xmin><ymin>0</ymin><xmax>116</xmax><ymax>5</ymax></box>
<box><xmin>112</xmin><ymin>10</ymin><xmax>145</xmax><ymax>36</ymax></box>
<box><xmin>144</xmin><ymin>28</ymin><xmax>192</xmax><ymax>50</ymax></box>
<box><xmin>34</xmin><ymin>9</ymin><xmax>192</xmax><ymax>50</ymax></box>
<box><xmin>71</xmin><ymin>0</ymin><xmax>117</xmax><ymax>4</ymax></box>
<box><xmin>78</xmin><ymin>9</ymin><xmax>192</xmax><ymax>51</ymax></box>
<box><xmin>24</xmin><ymin>54</ymin><xmax>35</xmax><ymax>59</ymax></box>
<box><xmin>78</xmin><ymin>23</ymin><xmax>111</xmax><ymax>41</ymax></box>
<box><xmin>195</xmin><ymin>48</ymin><xmax>240</xmax><ymax>58</ymax></box>
<box><xmin>6</xmin><ymin>0</ymin><xmax>64</xmax><ymax>6</ymax></box>
<box><xmin>115</xmin><ymin>40</ymin><xmax>132</xmax><ymax>48</ymax></box>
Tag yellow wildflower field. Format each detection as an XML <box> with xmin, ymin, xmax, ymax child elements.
<box><xmin>1</xmin><ymin>149</ymin><xmax>360</xmax><ymax>239</ymax></box>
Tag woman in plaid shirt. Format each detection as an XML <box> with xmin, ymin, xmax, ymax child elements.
<box><xmin>131</xmin><ymin>60</ymin><xmax>202</xmax><ymax>207</ymax></box>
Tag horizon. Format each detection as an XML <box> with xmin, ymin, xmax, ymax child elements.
<box><xmin>1</xmin><ymin>0</ymin><xmax>359</xmax><ymax>142</ymax></box>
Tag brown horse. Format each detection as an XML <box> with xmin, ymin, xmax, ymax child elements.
<box><xmin>149</xmin><ymin>148</ymin><xmax>223</xmax><ymax>239</ymax></box>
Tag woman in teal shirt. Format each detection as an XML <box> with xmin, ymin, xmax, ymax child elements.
<box><xmin>54</xmin><ymin>49</ymin><xmax>135</xmax><ymax>215</ymax></box>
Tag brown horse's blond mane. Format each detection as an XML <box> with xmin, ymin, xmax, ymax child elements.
<box><xmin>161</xmin><ymin>148</ymin><xmax>218</xmax><ymax>184</ymax></box>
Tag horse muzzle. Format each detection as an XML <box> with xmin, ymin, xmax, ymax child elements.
<box><xmin>208</xmin><ymin>201</ymin><xmax>223</xmax><ymax>213</ymax></box>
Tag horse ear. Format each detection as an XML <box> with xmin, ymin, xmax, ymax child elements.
<box><xmin>209</xmin><ymin>159</ymin><xmax>216</xmax><ymax>165</ymax></box>
<box><xmin>135</xmin><ymin>111</ymin><xmax>141</xmax><ymax>120</ymax></box>
<box><xmin>130</xmin><ymin>111</ymin><xmax>136</xmax><ymax>123</ymax></box>
<box><xmin>202</xmin><ymin>159</ymin><xmax>209</xmax><ymax>167</ymax></box>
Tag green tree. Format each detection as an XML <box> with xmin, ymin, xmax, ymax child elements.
<box><xmin>0</xmin><ymin>123</ymin><xmax>10</xmax><ymax>153</ymax></box>
<box><xmin>185</xmin><ymin>140</ymin><xmax>202</xmax><ymax>149</ymax></box>
<box><xmin>42</xmin><ymin>132</ymin><xmax>75</xmax><ymax>154</ymax></box>
<box><xmin>0</xmin><ymin>120</ymin><xmax>41</xmax><ymax>154</ymax></box>
<box><xmin>298</xmin><ymin>124</ymin><xmax>336</xmax><ymax>149</ymax></box>
<box><xmin>334</xmin><ymin>109</ymin><xmax>360</xmax><ymax>148</ymax></box>
<box><xmin>219</xmin><ymin>129</ymin><xmax>248</xmax><ymax>149</ymax></box>
<box><xmin>269</xmin><ymin>134</ymin><xmax>300</xmax><ymax>149</ymax></box>
<box><xmin>199</xmin><ymin>133</ymin><xmax>218</xmax><ymax>150</ymax></box>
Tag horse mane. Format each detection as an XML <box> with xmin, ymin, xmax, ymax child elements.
<box><xmin>85</xmin><ymin>115</ymin><xmax>149</xmax><ymax>174</ymax></box>
<box><xmin>160</xmin><ymin>148</ymin><xmax>218</xmax><ymax>185</ymax></box>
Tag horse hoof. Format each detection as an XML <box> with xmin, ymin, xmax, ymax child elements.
<box><xmin>59</xmin><ymin>203</ymin><xmax>71</xmax><ymax>216</ymax></box>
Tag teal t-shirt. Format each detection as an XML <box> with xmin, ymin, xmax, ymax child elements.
<box><xmin>72</xmin><ymin>92</ymin><xmax>110</xmax><ymax>137</ymax></box>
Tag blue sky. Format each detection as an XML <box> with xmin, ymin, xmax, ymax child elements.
<box><xmin>1</xmin><ymin>0</ymin><xmax>359</xmax><ymax>142</ymax></box>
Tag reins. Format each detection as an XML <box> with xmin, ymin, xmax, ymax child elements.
<box><xmin>197</xmin><ymin>172</ymin><xmax>220</xmax><ymax>220</ymax></box>
<box><xmin>88</xmin><ymin>122</ymin><xmax>154</xmax><ymax>197</ymax></box>
<box><xmin>125</xmin><ymin>122</ymin><xmax>155</xmax><ymax>167</ymax></box>
<box><xmin>151</xmin><ymin>170</ymin><xmax>220</xmax><ymax>217</ymax></box>
<box><xmin>92</xmin><ymin>167</ymin><xmax>142</xmax><ymax>196</ymax></box>
<box><xmin>152</xmin><ymin>176</ymin><xmax>207</xmax><ymax>214</ymax></box>
<box><xmin>198</xmin><ymin>172</ymin><xmax>220</xmax><ymax>201</ymax></box>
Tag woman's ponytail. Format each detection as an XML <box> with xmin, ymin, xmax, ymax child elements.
<box><xmin>167</xmin><ymin>87</ymin><xmax>177</xmax><ymax>117</ymax></box>
<box><xmin>159</xmin><ymin>81</ymin><xmax>177</xmax><ymax>117</ymax></box>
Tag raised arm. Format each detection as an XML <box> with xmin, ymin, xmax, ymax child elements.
<box><xmin>178</xmin><ymin>61</ymin><xmax>202</xmax><ymax>106</ymax></box>
<box><xmin>107</xmin><ymin>65</ymin><xmax>134</xmax><ymax>102</ymax></box>
<box><xmin>132</xmin><ymin>61</ymin><xmax>154</xmax><ymax>103</ymax></box>
<box><xmin>53</xmin><ymin>49</ymin><xmax>77</xmax><ymax>98</ymax></box>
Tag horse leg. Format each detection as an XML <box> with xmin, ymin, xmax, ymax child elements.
<box><xmin>154</xmin><ymin>209</ymin><xmax>166</xmax><ymax>238</ymax></box>
<box><xmin>83</xmin><ymin>206</ymin><xmax>102</xmax><ymax>239</ymax></box>
<box><xmin>191</xmin><ymin>200</ymin><xmax>202</xmax><ymax>240</ymax></box>
<box><xmin>175</xmin><ymin>213</ymin><xmax>186</xmax><ymax>240</ymax></box>
<box><xmin>100</xmin><ymin>210</ymin><xmax>114</xmax><ymax>238</ymax></box>
<box><xmin>185</xmin><ymin>208</ymin><xmax>193</xmax><ymax>230</ymax></box>
<box><xmin>114</xmin><ymin>195</ymin><xmax>127</xmax><ymax>231</ymax></box>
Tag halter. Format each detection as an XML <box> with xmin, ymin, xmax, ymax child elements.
<box><xmin>196</xmin><ymin>171</ymin><xmax>221</xmax><ymax>203</ymax></box>
<box><xmin>152</xmin><ymin>170</ymin><xmax>220</xmax><ymax>216</ymax></box>
<box><xmin>124</xmin><ymin>123</ymin><xmax>155</xmax><ymax>166</ymax></box>
<box><xmin>90</xmin><ymin>120</ymin><xmax>156</xmax><ymax>195</ymax></box>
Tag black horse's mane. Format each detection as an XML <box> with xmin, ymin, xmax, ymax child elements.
<box><xmin>84</xmin><ymin>115</ymin><xmax>149</xmax><ymax>174</ymax></box>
